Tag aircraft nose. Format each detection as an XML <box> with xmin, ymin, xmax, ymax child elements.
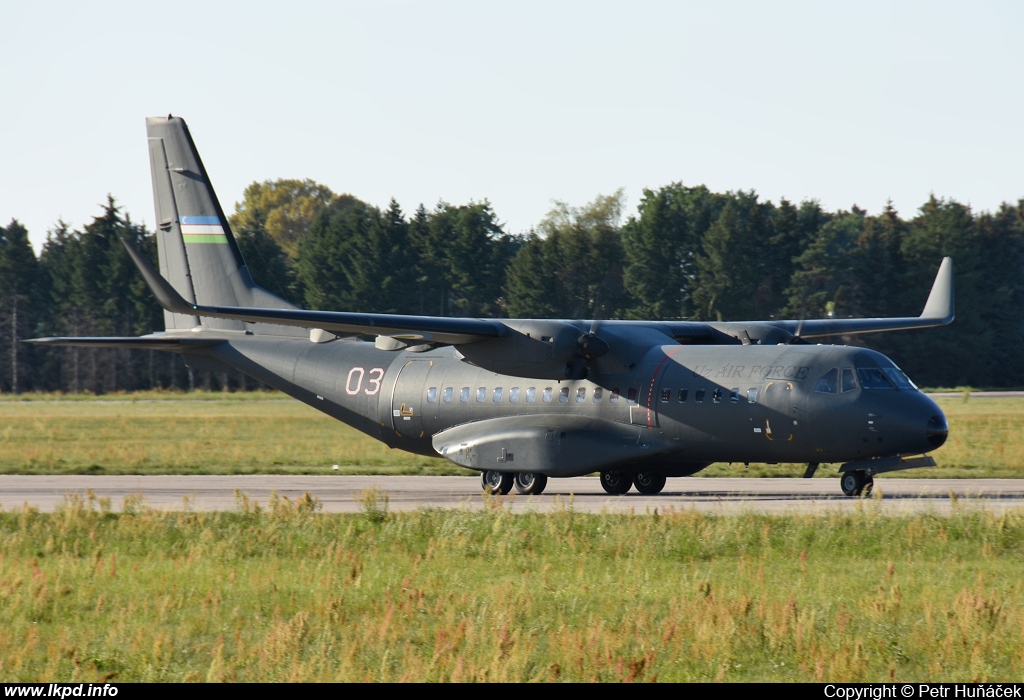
<box><xmin>927</xmin><ymin>413</ymin><xmax>948</xmax><ymax>448</ymax></box>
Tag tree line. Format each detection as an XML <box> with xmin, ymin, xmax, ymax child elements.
<box><xmin>2</xmin><ymin>180</ymin><xmax>1022</xmax><ymax>392</ymax></box>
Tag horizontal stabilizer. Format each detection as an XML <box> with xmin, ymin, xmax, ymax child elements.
<box><xmin>121</xmin><ymin>235</ymin><xmax>507</xmax><ymax>345</ymax></box>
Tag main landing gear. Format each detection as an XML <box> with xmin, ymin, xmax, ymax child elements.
<box><xmin>481</xmin><ymin>471</ymin><xmax>547</xmax><ymax>496</ymax></box>
<box><xmin>633</xmin><ymin>471</ymin><xmax>667</xmax><ymax>495</ymax></box>
<box><xmin>597</xmin><ymin>471</ymin><xmax>668</xmax><ymax>495</ymax></box>
<box><xmin>840</xmin><ymin>470</ymin><xmax>873</xmax><ymax>498</ymax></box>
<box><xmin>514</xmin><ymin>472</ymin><xmax>547</xmax><ymax>495</ymax></box>
<box><xmin>481</xmin><ymin>470</ymin><xmax>514</xmax><ymax>496</ymax></box>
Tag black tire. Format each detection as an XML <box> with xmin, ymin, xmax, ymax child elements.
<box><xmin>634</xmin><ymin>471</ymin><xmax>667</xmax><ymax>495</ymax></box>
<box><xmin>514</xmin><ymin>472</ymin><xmax>548</xmax><ymax>495</ymax></box>
<box><xmin>840</xmin><ymin>470</ymin><xmax>872</xmax><ymax>497</ymax></box>
<box><xmin>481</xmin><ymin>470</ymin><xmax>514</xmax><ymax>495</ymax></box>
<box><xmin>600</xmin><ymin>471</ymin><xmax>633</xmax><ymax>495</ymax></box>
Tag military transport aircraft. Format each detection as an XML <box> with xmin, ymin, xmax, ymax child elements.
<box><xmin>30</xmin><ymin>116</ymin><xmax>954</xmax><ymax>498</ymax></box>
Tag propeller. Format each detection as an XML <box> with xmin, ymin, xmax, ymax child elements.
<box><xmin>565</xmin><ymin>307</ymin><xmax>610</xmax><ymax>380</ymax></box>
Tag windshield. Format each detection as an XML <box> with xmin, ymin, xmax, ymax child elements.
<box><xmin>857</xmin><ymin>366</ymin><xmax>918</xmax><ymax>390</ymax></box>
<box><xmin>857</xmin><ymin>367</ymin><xmax>893</xmax><ymax>389</ymax></box>
<box><xmin>883</xmin><ymin>367</ymin><xmax>918</xmax><ymax>390</ymax></box>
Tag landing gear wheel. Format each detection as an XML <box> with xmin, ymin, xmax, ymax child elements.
<box><xmin>600</xmin><ymin>471</ymin><xmax>633</xmax><ymax>495</ymax></box>
<box><xmin>514</xmin><ymin>472</ymin><xmax>548</xmax><ymax>495</ymax></box>
<box><xmin>633</xmin><ymin>472</ymin><xmax>667</xmax><ymax>495</ymax></box>
<box><xmin>481</xmin><ymin>470</ymin><xmax>514</xmax><ymax>495</ymax></box>
<box><xmin>840</xmin><ymin>470</ymin><xmax>873</xmax><ymax>497</ymax></box>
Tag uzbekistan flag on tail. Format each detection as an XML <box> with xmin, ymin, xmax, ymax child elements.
<box><xmin>180</xmin><ymin>216</ymin><xmax>228</xmax><ymax>244</ymax></box>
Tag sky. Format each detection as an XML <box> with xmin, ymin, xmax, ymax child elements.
<box><xmin>2</xmin><ymin>1</ymin><xmax>1022</xmax><ymax>252</ymax></box>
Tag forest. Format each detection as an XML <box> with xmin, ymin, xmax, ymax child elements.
<box><xmin>1</xmin><ymin>179</ymin><xmax>1022</xmax><ymax>392</ymax></box>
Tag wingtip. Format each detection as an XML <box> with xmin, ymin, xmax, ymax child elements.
<box><xmin>921</xmin><ymin>257</ymin><xmax>955</xmax><ymax>323</ymax></box>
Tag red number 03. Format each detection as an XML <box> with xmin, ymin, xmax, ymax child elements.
<box><xmin>345</xmin><ymin>367</ymin><xmax>384</xmax><ymax>396</ymax></box>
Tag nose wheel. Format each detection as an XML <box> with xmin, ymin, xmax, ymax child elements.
<box><xmin>840</xmin><ymin>470</ymin><xmax>873</xmax><ymax>497</ymax></box>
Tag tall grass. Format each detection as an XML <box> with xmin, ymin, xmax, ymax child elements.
<box><xmin>1</xmin><ymin>495</ymin><xmax>1023</xmax><ymax>681</ymax></box>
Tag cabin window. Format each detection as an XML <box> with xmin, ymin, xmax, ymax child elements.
<box><xmin>841</xmin><ymin>368</ymin><xmax>858</xmax><ymax>393</ymax></box>
<box><xmin>627</xmin><ymin>388</ymin><xmax>638</xmax><ymax>404</ymax></box>
<box><xmin>443</xmin><ymin>387</ymin><xmax>454</xmax><ymax>403</ymax></box>
<box><xmin>857</xmin><ymin>368</ymin><xmax>892</xmax><ymax>389</ymax></box>
<box><xmin>460</xmin><ymin>387</ymin><xmax>470</xmax><ymax>402</ymax></box>
<box><xmin>712</xmin><ymin>388</ymin><xmax>723</xmax><ymax>403</ymax></box>
<box><xmin>476</xmin><ymin>387</ymin><xmax>487</xmax><ymax>402</ymax></box>
<box><xmin>427</xmin><ymin>387</ymin><xmax>438</xmax><ymax>403</ymax></box>
<box><xmin>661</xmin><ymin>388</ymin><xmax>671</xmax><ymax>403</ymax></box>
<box><xmin>814</xmin><ymin>368</ymin><xmax>839</xmax><ymax>394</ymax></box>
<box><xmin>510</xmin><ymin>387</ymin><xmax>520</xmax><ymax>402</ymax></box>
<box><xmin>542</xmin><ymin>387</ymin><xmax>553</xmax><ymax>402</ymax></box>
<box><xmin>526</xmin><ymin>387</ymin><xmax>537</xmax><ymax>403</ymax></box>
<box><xmin>747</xmin><ymin>387</ymin><xmax>758</xmax><ymax>404</ymax></box>
<box><xmin>678</xmin><ymin>389</ymin><xmax>688</xmax><ymax>403</ymax></box>
<box><xmin>610</xmin><ymin>388</ymin><xmax>620</xmax><ymax>403</ymax></box>
<box><xmin>576</xmin><ymin>388</ymin><xmax>586</xmax><ymax>403</ymax></box>
<box><xmin>730</xmin><ymin>388</ymin><xmax>740</xmax><ymax>403</ymax></box>
<box><xmin>493</xmin><ymin>387</ymin><xmax>503</xmax><ymax>402</ymax></box>
<box><xmin>593</xmin><ymin>387</ymin><xmax>603</xmax><ymax>402</ymax></box>
<box><xmin>695</xmin><ymin>389</ymin><xmax>706</xmax><ymax>403</ymax></box>
<box><xmin>559</xmin><ymin>387</ymin><xmax>570</xmax><ymax>403</ymax></box>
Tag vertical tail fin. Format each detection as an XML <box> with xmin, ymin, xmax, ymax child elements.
<box><xmin>146</xmin><ymin>116</ymin><xmax>297</xmax><ymax>331</ymax></box>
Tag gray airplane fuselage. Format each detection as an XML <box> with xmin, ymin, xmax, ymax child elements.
<box><xmin>203</xmin><ymin>332</ymin><xmax>945</xmax><ymax>477</ymax></box>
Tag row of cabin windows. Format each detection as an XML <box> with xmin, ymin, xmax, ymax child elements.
<box><xmin>426</xmin><ymin>386</ymin><xmax>640</xmax><ymax>404</ymax></box>
<box><xmin>425</xmin><ymin>385</ymin><xmax>761</xmax><ymax>405</ymax></box>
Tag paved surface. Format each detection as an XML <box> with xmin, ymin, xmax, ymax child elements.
<box><xmin>2</xmin><ymin>475</ymin><xmax>1024</xmax><ymax>515</ymax></box>
<box><xmin>928</xmin><ymin>391</ymin><xmax>1024</xmax><ymax>398</ymax></box>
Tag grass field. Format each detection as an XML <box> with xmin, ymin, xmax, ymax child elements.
<box><xmin>0</xmin><ymin>391</ymin><xmax>1021</xmax><ymax>477</ymax></box>
<box><xmin>1</xmin><ymin>496</ymin><xmax>1022</xmax><ymax>682</ymax></box>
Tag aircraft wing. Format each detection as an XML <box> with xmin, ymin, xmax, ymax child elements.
<box><xmin>706</xmin><ymin>256</ymin><xmax>955</xmax><ymax>341</ymax></box>
<box><xmin>23</xmin><ymin>336</ymin><xmax>223</xmax><ymax>350</ymax></box>
<box><xmin>123</xmin><ymin>233</ymin><xmax>952</xmax><ymax>348</ymax></box>
<box><xmin>122</xmin><ymin>236</ymin><xmax>507</xmax><ymax>345</ymax></box>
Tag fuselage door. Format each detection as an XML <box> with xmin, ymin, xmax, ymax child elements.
<box><xmin>761</xmin><ymin>380</ymin><xmax>797</xmax><ymax>442</ymax></box>
<box><xmin>390</xmin><ymin>359</ymin><xmax>433</xmax><ymax>438</ymax></box>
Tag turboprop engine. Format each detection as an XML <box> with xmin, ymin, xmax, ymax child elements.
<box><xmin>454</xmin><ymin>319</ymin><xmax>610</xmax><ymax>380</ymax></box>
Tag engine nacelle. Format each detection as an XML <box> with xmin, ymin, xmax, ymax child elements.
<box><xmin>455</xmin><ymin>319</ymin><xmax>596</xmax><ymax>380</ymax></box>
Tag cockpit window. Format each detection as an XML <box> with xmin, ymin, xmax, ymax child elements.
<box><xmin>841</xmin><ymin>368</ymin><xmax>858</xmax><ymax>393</ymax></box>
<box><xmin>813</xmin><ymin>368</ymin><xmax>839</xmax><ymax>394</ymax></box>
<box><xmin>883</xmin><ymin>367</ymin><xmax>917</xmax><ymax>390</ymax></box>
<box><xmin>857</xmin><ymin>367</ymin><xmax>893</xmax><ymax>389</ymax></box>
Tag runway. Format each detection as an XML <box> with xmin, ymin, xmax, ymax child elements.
<box><xmin>3</xmin><ymin>475</ymin><xmax>1024</xmax><ymax>514</ymax></box>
